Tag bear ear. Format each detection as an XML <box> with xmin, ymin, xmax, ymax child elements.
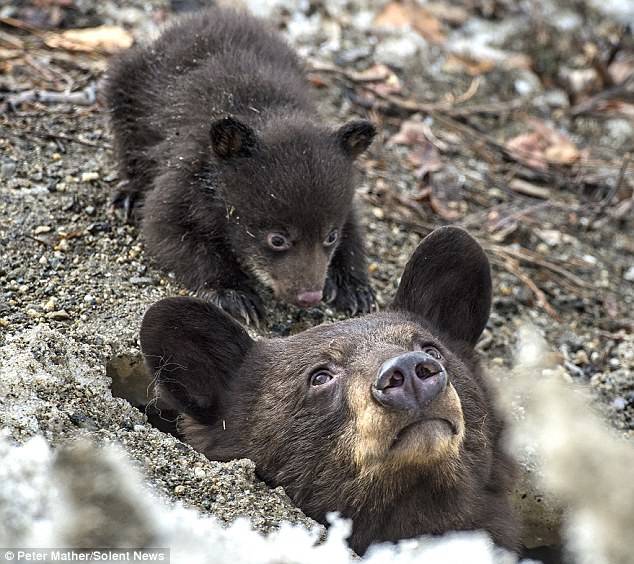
<box><xmin>140</xmin><ymin>297</ymin><xmax>255</xmax><ymax>422</ymax></box>
<box><xmin>336</xmin><ymin>120</ymin><xmax>376</xmax><ymax>159</ymax></box>
<box><xmin>209</xmin><ymin>116</ymin><xmax>259</xmax><ymax>159</ymax></box>
<box><xmin>392</xmin><ymin>227</ymin><xmax>492</xmax><ymax>346</ymax></box>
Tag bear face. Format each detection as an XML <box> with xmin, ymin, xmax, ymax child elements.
<box><xmin>140</xmin><ymin>227</ymin><xmax>518</xmax><ymax>554</ymax></box>
<box><xmin>204</xmin><ymin>117</ymin><xmax>374</xmax><ymax>305</ymax></box>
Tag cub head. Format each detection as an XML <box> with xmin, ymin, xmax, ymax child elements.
<box><xmin>141</xmin><ymin>227</ymin><xmax>512</xmax><ymax>553</ymax></box>
<box><xmin>207</xmin><ymin>116</ymin><xmax>375</xmax><ymax>308</ymax></box>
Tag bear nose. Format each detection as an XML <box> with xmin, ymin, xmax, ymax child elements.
<box><xmin>372</xmin><ymin>351</ymin><xmax>447</xmax><ymax>413</ymax></box>
<box><xmin>296</xmin><ymin>290</ymin><xmax>323</xmax><ymax>308</ymax></box>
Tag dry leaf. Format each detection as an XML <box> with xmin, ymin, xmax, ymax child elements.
<box><xmin>429</xmin><ymin>192</ymin><xmax>462</xmax><ymax>220</ymax></box>
<box><xmin>543</xmin><ymin>141</ymin><xmax>580</xmax><ymax>164</ymax></box>
<box><xmin>424</xmin><ymin>2</ymin><xmax>469</xmax><ymax>26</ymax></box>
<box><xmin>389</xmin><ymin>119</ymin><xmax>428</xmax><ymax>146</ymax></box>
<box><xmin>505</xmin><ymin>131</ymin><xmax>549</xmax><ymax>170</ymax></box>
<box><xmin>506</xmin><ymin>119</ymin><xmax>582</xmax><ymax>169</ymax></box>
<box><xmin>45</xmin><ymin>25</ymin><xmax>133</xmax><ymax>54</ymax></box>
<box><xmin>443</xmin><ymin>53</ymin><xmax>495</xmax><ymax>76</ymax></box>
<box><xmin>390</xmin><ymin>119</ymin><xmax>443</xmax><ymax>178</ymax></box>
<box><xmin>409</xmin><ymin>141</ymin><xmax>441</xmax><ymax>169</ymax></box>
<box><xmin>374</xmin><ymin>2</ymin><xmax>445</xmax><ymax>44</ymax></box>
<box><xmin>357</xmin><ymin>64</ymin><xmax>402</xmax><ymax>95</ymax></box>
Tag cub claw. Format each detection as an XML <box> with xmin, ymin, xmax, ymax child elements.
<box><xmin>199</xmin><ymin>288</ymin><xmax>264</xmax><ymax>327</ymax></box>
<box><xmin>109</xmin><ymin>180</ymin><xmax>140</xmax><ymax>224</ymax></box>
<box><xmin>325</xmin><ymin>274</ymin><xmax>376</xmax><ymax>316</ymax></box>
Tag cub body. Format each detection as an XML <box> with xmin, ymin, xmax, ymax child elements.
<box><xmin>105</xmin><ymin>8</ymin><xmax>376</xmax><ymax>323</ymax></box>
<box><xmin>140</xmin><ymin>227</ymin><xmax>519</xmax><ymax>554</ymax></box>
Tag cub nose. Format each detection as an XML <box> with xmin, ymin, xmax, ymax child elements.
<box><xmin>372</xmin><ymin>351</ymin><xmax>447</xmax><ymax>413</ymax></box>
<box><xmin>296</xmin><ymin>290</ymin><xmax>323</xmax><ymax>308</ymax></box>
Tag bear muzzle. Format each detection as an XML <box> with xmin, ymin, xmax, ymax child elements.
<box><xmin>372</xmin><ymin>351</ymin><xmax>447</xmax><ymax>415</ymax></box>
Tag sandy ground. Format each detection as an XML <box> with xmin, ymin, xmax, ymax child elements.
<box><xmin>1</xmin><ymin>0</ymin><xmax>633</xmax><ymax>557</ymax></box>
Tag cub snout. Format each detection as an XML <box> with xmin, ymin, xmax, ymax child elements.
<box><xmin>295</xmin><ymin>290</ymin><xmax>324</xmax><ymax>308</ymax></box>
<box><xmin>372</xmin><ymin>351</ymin><xmax>447</xmax><ymax>414</ymax></box>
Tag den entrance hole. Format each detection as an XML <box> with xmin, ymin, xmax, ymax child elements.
<box><xmin>106</xmin><ymin>351</ymin><xmax>180</xmax><ymax>438</ymax></box>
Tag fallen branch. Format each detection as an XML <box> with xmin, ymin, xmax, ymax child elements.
<box><xmin>307</xmin><ymin>60</ymin><xmax>527</xmax><ymax>118</ymax></box>
<box><xmin>2</xmin><ymin>84</ymin><xmax>97</xmax><ymax>111</ymax></box>
<box><xmin>489</xmin><ymin>244</ymin><xmax>593</xmax><ymax>290</ymax></box>
<box><xmin>497</xmin><ymin>257</ymin><xmax>561</xmax><ymax>321</ymax></box>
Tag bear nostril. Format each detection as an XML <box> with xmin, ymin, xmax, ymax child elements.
<box><xmin>386</xmin><ymin>370</ymin><xmax>404</xmax><ymax>389</ymax></box>
<box><xmin>415</xmin><ymin>359</ymin><xmax>442</xmax><ymax>380</ymax></box>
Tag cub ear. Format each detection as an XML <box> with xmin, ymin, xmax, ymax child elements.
<box><xmin>392</xmin><ymin>227</ymin><xmax>492</xmax><ymax>346</ymax></box>
<box><xmin>209</xmin><ymin>116</ymin><xmax>258</xmax><ymax>159</ymax></box>
<box><xmin>336</xmin><ymin>120</ymin><xmax>376</xmax><ymax>159</ymax></box>
<box><xmin>139</xmin><ymin>297</ymin><xmax>255</xmax><ymax>422</ymax></box>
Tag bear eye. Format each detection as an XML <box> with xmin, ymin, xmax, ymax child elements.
<box><xmin>310</xmin><ymin>370</ymin><xmax>334</xmax><ymax>387</ymax></box>
<box><xmin>323</xmin><ymin>229</ymin><xmax>338</xmax><ymax>247</ymax></box>
<box><xmin>267</xmin><ymin>233</ymin><xmax>291</xmax><ymax>251</ymax></box>
<box><xmin>423</xmin><ymin>346</ymin><xmax>443</xmax><ymax>361</ymax></box>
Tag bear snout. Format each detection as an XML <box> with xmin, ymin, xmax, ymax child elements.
<box><xmin>295</xmin><ymin>290</ymin><xmax>324</xmax><ymax>308</ymax></box>
<box><xmin>372</xmin><ymin>351</ymin><xmax>447</xmax><ymax>414</ymax></box>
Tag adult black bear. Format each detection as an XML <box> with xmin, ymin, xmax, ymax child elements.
<box><xmin>140</xmin><ymin>227</ymin><xmax>519</xmax><ymax>555</ymax></box>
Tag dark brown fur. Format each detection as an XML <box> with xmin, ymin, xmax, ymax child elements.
<box><xmin>105</xmin><ymin>7</ymin><xmax>376</xmax><ymax>324</ymax></box>
<box><xmin>140</xmin><ymin>227</ymin><xmax>519</xmax><ymax>554</ymax></box>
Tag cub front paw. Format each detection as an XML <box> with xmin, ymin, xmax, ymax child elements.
<box><xmin>324</xmin><ymin>274</ymin><xmax>375</xmax><ymax>316</ymax></box>
<box><xmin>198</xmin><ymin>287</ymin><xmax>264</xmax><ymax>326</ymax></box>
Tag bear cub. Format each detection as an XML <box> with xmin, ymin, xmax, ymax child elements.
<box><xmin>140</xmin><ymin>227</ymin><xmax>519</xmax><ymax>554</ymax></box>
<box><xmin>105</xmin><ymin>7</ymin><xmax>376</xmax><ymax>324</ymax></box>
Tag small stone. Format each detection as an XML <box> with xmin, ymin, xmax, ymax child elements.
<box><xmin>129</xmin><ymin>276</ymin><xmax>154</xmax><ymax>286</ymax></box>
<box><xmin>535</xmin><ymin>229</ymin><xmax>562</xmax><ymax>247</ymax></box>
<box><xmin>46</xmin><ymin>309</ymin><xmax>70</xmax><ymax>321</ymax></box>
<box><xmin>574</xmin><ymin>350</ymin><xmax>589</xmax><ymax>365</ymax></box>
<box><xmin>34</xmin><ymin>225</ymin><xmax>52</xmax><ymax>235</ymax></box>
<box><xmin>582</xmin><ymin>254</ymin><xmax>598</xmax><ymax>265</ymax></box>
<box><xmin>608</xmin><ymin>357</ymin><xmax>620</xmax><ymax>369</ymax></box>
<box><xmin>81</xmin><ymin>171</ymin><xmax>99</xmax><ymax>182</ymax></box>
<box><xmin>43</xmin><ymin>298</ymin><xmax>57</xmax><ymax>312</ymax></box>
<box><xmin>611</xmin><ymin>397</ymin><xmax>627</xmax><ymax>411</ymax></box>
<box><xmin>174</xmin><ymin>485</ymin><xmax>185</xmax><ymax>494</ymax></box>
<box><xmin>0</xmin><ymin>318</ymin><xmax>9</xmax><ymax>328</ymax></box>
<box><xmin>133</xmin><ymin>424</ymin><xmax>146</xmax><ymax>432</ymax></box>
<box><xmin>1</xmin><ymin>161</ymin><xmax>16</xmax><ymax>178</ymax></box>
<box><xmin>539</xmin><ymin>89</ymin><xmax>570</xmax><ymax>108</ymax></box>
<box><xmin>38</xmin><ymin>255</ymin><xmax>48</xmax><ymax>265</ymax></box>
<box><xmin>368</xmin><ymin>262</ymin><xmax>379</xmax><ymax>274</ymax></box>
<box><xmin>624</xmin><ymin>265</ymin><xmax>634</xmax><ymax>282</ymax></box>
<box><xmin>55</xmin><ymin>239</ymin><xmax>70</xmax><ymax>252</ymax></box>
<box><xmin>85</xmin><ymin>205</ymin><xmax>96</xmax><ymax>216</ymax></box>
<box><xmin>194</xmin><ymin>467</ymin><xmax>206</xmax><ymax>479</ymax></box>
<box><xmin>83</xmin><ymin>294</ymin><xmax>96</xmax><ymax>304</ymax></box>
<box><xmin>372</xmin><ymin>207</ymin><xmax>385</xmax><ymax>219</ymax></box>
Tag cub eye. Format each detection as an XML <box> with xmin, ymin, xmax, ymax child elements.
<box><xmin>310</xmin><ymin>370</ymin><xmax>334</xmax><ymax>387</ymax></box>
<box><xmin>324</xmin><ymin>229</ymin><xmax>338</xmax><ymax>247</ymax></box>
<box><xmin>423</xmin><ymin>346</ymin><xmax>443</xmax><ymax>361</ymax></box>
<box><xmin>267</xmin><ymin>233</ymin><xmax>291</xmax><ymax>251</ymax></box>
